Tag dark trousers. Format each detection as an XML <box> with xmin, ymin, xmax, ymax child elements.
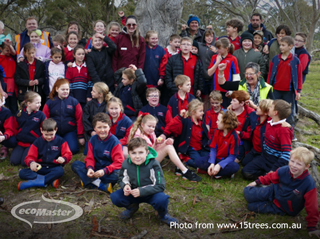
<box><xmin>10</xmin><ymin>145</ymin><xmax>30</xmax><ymax>166</ymax></box>
<box><xmin>185</xmin><ymin>147</ymin><xmax>210</xmax><ymax>169</ymax></box>
<box><xmin>19</xmin><ymin>165</ymin><xmax>64</xmax><ymax>185</ymax></box>
<box><xmin>2</xmin><ymin>135</ymin><xmax>17</xmax><ymax>148</ymax></box>
<box><xmin>242</xmin><ymin>148</ymin><xmax>261</xmax><ymax>167</ymax></box>
<box><xmin>273</xmin><ymin>90</ymin><xmax>295</xmax><ymax>128</ymax></box>
<box><xmin>221</xmin><ymin>92</ymin><xmax>231</xmax><ymax>109</ymax></box>
<box><xmin>58</xmin><ymin>130</ymin><xmax>79</xmax><ymax>154</ymax></box>
<box><xmin>195</xmin><ymin>156</ymin><xmax>239</xmax><ymax>176</ymax></box>
<box><xmin>111</xmin><ymin>189</ymin><xmax>169</xmax><ymax>217</ymax></box>
<box><xmin>5</xmin><ymin>95</ymin><xmax>18</xmax><ymax>115</ymax></box>
<box><xmin>71</xmin><ymin>160</ymin><xmax>120</xmax><ymax>186</ymax></box>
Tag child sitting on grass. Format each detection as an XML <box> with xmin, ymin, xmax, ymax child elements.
<box><xmin>110</xmin><ymin>137</ymin><xmax>178</xmax><ymax>225</ymax></box>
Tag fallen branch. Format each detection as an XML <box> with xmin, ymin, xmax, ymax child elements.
<box><xmin>298</xmin><ymin>104</ymin><xmax>320</xmax><ymax>125</ymax></box>
<box><xmin>130</xmin><ymin>230</ymin><xmax>148</xmax><ymax>239</ymax></box>
<box><xmin>310</xmin><ymin>161</ymin><xmax>320</xmax><ymax>187</ymax></box>
<box><xmin>292</xmin><ymin>142</ymin><xmax>320</xmax><ymax>161</ymax></box>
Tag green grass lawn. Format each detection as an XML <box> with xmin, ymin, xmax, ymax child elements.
<box><xmin>0</xmin><ymin>64</ymin><xmax>319</xmax><ymax>239</ymax></box>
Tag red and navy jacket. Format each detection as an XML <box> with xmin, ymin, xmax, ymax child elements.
<box><xmin>0</xmin><ymin>106</ymin><xmax>15</xmax><ymax>140</ymax></box>
<box><xmin>267</xmin><ymin>53</ymin><xmax>303</xmax><ymax>93</ymax></box>
<box><xmin>255</xmin><ymin>166</ymin><xmax>319</xmax><ymax>231</ymax></box>
<box><xmin>13</xmin><ymin>108</ymin><xmax>46</xmax><ymax>147</ymax></box>
<box><xmin>208</xmin><ymin>129</ymin><xmax>240</xmax><ymax>169</ymax></box>
<box><xmin>43</xmin><ymin>96</ymin><xmax>84</xmax><ymax>138</ymax></box>
<box><xmin>65</xmin><ymin>62</ymin><xmax>92</xmax><ymax>104</ymax></box>
<box><xmin>139</xmin><ymin>104</ymin><xmax>172</xmax><ymax>136</ymax></box>
<box><xmin>163</xmin><ymin>115</ymin><xmax>209</xmax><ymax>154</ymax></box>
<box><xmin>24</xmin><ymin>135</ymin><xmax>72</xmax><ymax>167</ymax></box>
<box><xmin>294</xmin><ymin>46</ymin><xmax>311</xmax><ymax>76</ymax></box>
<box><xmin>85</xmin><ymin>133</ymin><xmax>125</xmax><ymax>175</ymax></box>
<box><xmin>263</xmin><ymin>120</ymin><xmax>293</xmax><ymax>171</ymax></box>
<box><xmin>143</xmin><ymin>44</ymin><xmax>166</xmax><ymax>87</ymax></box>
<box><xmin>167</xmin><ymin>92</ymin><xmax>195</xmax><ymax>119</ymax></box>
<box><xmin>204</xmin><ymin>106</ymin><xmax>224</xmax><ymax>139</ymax></box>
<box><xmin>109</xmin><ymin>112</ymin><xmax>132</xmax><ymax>146</ymax></box>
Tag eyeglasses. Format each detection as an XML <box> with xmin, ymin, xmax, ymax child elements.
<box><xmin>245</xmin><ymin>73</ymin><xmax>256</xmax><ymax>76</ymax></box>
<box><xmin>126</xmin><ymin>23</ymin><xmax>136</xmax><ymax>27</ymax></box>
<box><xmin>294</xmin><ymin>39</ymin><xmax>305</xmax><ymax>43</ymax></box>
<box><xmin>181</xmin><ymin>43</ymin><xmax>192</xmax><ymax>46</ymax></box>
<box><xmin>148</xmin><ymin>95</ymin><xmax>159</xmax><ymax>98</ymax></box>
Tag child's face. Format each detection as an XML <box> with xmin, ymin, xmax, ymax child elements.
<box><xmin>92</xmin><ymin>37</ymin><xmax>103</xmax><ymax>50</ymax></box>
<box><xmin>231</xmin><ymin>98</ymin><xmax>243</xmax><ymax>110</ymax></box>
<box><xmin>217</xmin><ymin>113</ymin><xmax>224</xmax><ymax>130</ymax></box>
<box><xmin>276</xmin><ymin>29</ymin><xmax>286</xmax><ymax>43</ymax></box>
<box><xmin>294</xmin><ymin>35</ymin><xmax>305</xmax><ymax>48</ymax></box>
<box><xmin>52</xmin><ymin>53</ymin><xmax>62</xmax><ymax>64</ymax></box>
<box><xmin>242</xmin><ymin>39</ymin><xmax>252</xmax><ymax>51</ymax></box>
<box><xmin>56</xmin><ymin>83</ymin><xmax>70</xmax><ymax>99</ymax></box>
<box><xmin>0</xmin><ymin>46</ymin><xmax>10</xmax><ymax>56</ymax></box>
<box><xmin>94</xmin><ymin>121</ymin><xmax>110</xmax><ymax>140</ymax></box>
<box><xmin>68</xmin><ymin>34</ymin><xmax>78</xmax><ymax>48</ymax></box>
<box><xmin>217</xmin><ymin>47</ymin><xmax>228</xmax><ymax>56</ymax></box>
<box><xmin>147</xmin><ymin>92</ymin><xmax>160</xmax><ymax>107</ymax></box>
<box><xmin>41</xmin><ymin>129</ymin><xmax>57</xmax><ymax>142</ymax></box>
<box><xmin>91</xmin><ymin>86</ymin><xmax>102</xmax><ymax>99</ymax></box>
<box><xmin>180</xmin><ymin>40</ymin><xmax>192</xmax><ymax>54</ymax></box>
<box><xmin>25</xmin><ymin>49</ymin><xmax>36</xmax><ymax>62</ymax></box>
<box><xmin>74</xmin><ymin>48</ymin><xmax>85</xmax><ymax>64</ymax></box>
<box><xmin>205</xmin><ymin>34</ymin><xmax>214</xmax><ymax>44</ymax></box>
<box><xmin>193</xmin><ymin>106</ymin><xmax>204</xmax><ymax>120</ymax></box>
<box><xmin>226</xmin><ymin>25</ymin><xmax>237</xmax><ymax>36</ymax></box>
<box><xmin>148</xmin><ymin>34</ymin><xmax>158</xmax><ymax>48</ymax></box>
<box><xmin>141</xmin><ymin>120</ymin><xmax>156</xmax><ymax>136</ymax></box>
<box><xmin>256</xmin><ymin>106</ymin><xmax>267</xmax><ymax>116</ymax></box>
<box><xmin>253</xmin><ymin>35</ymin><xmax>263</xmax><ymax>46</ymax></box>
<box><xmin>122</xmin><ymin>74</ymin><xmax>133</xmax><ymax>86</ymax></box>
<box><xmin>68</xmin><ymin>24</ymin><xmax>79</xmax><ymax>34</ymax></box>
<box><xmin>129</xmin><ymin>146</ymin><xmax>148</xmax><ymax>166</ymax></box>
<box><xmin>191</xmin><ymin>46</ymin><xmax>198</xmax><ymax>54</ymax></box>
<box><xmin>30</xmin><ymin>32</ymin><xmax>40</xmax><ymax>44</ymax></box>
<box><xmin>169</xmin><ymin>38</ymin><xmax>180</xmax><ymax>52</ymax></box>
<box><xmin>109</xmin><ymin>26</ymin><xmax>120</xmax><ymax>38</ymax></box>
<box><xmin>279</xmin><ymin>42</ymin><xmax>292</xmax><ymax>54</ymax></box>
<box><xmin>108</xmin><ymin>102</ymin><xmax>121</xmax><ymax>119</ymax></box>
<box><xmin>289</xmin><ymin>157</ymin><xmax>309</xmax><ymax>178</ymax></box>
<box><xmin>94</xmin><ymin>22</ymin><xmax>106</xmax><ymax>34</ymax></box>
<box><xmin>210</xmin><ymin>98</ymin><xmax>222</xmax><ymax>111</ymax></box>
<box><xmin>27</xmin><ymin>96</ymin><xmax>41</xmax><ymax>112</ymax></box>
<box><xmin>179</xmin><ymin>80</ymin><xmax>191</xmax><ymax>93</ymax></box>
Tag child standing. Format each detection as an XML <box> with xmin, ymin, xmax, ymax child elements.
<box><xmin>64</xmin><ymin>31</ymin><xmax>79</xmax><ymax>63</ymax></box>
<box><xmin>106</xmin><ymin>22</ymin><xmax>121</xmax><ymax>42</ymax></box>
<box><xmin>72</xmin><ymin>112</ymin><xmax>125</xmax><ymax>193</ymax></box>
<box><xmin>204</xmin><ymin>91</ymin><xmax>223</xmax><ymax>139</ymax></box>
<box><xmin>110</xmin><ymin>137</ymin><xmax>178</xmax><ymax>224</ymax></box>
<box><xmin>225</xmin><ymin>18</ymin><xmax>244</xmax><ymax>51</ymax></box>
<box><xmin>244</xmin><ymin>147</ymin><xmax>320</xmax><ymax>237</ymax></box>
<box><xmin>294</xmin><ymin>32</ymin><xmax>311</xmax><ymax>84</ymax></box>
<box><xmin>52</xmin><ymin>34</ymin><xmax>65</xmax><ymax>48</ymax></box>
<box><xmin>10</xmin><ymin>92</ymin><xmax>46</xmax><ymax>166</ymax></box>
<box><xmin>18</xmin><ymin>118</ymin><xmax>72</xmax><ymax>190</ymax></box>
<box><xmin>85</xmin><ymin>20</ymin><xmax>107</xmax><ymax>50</ymax></box>
<box><xmin>43</xmin><ymin>78</ymin><xmax>85</xmax><ymax>154</ymax></box>
<box><xmin>66</xmin><ymin>45</ymin><xmax>92</xmax><ymax>108</ymax></box>
<box><xmin>129</xmin><ymin>113</ymin><xmax>202</xmax><ymax>182</ymax></box>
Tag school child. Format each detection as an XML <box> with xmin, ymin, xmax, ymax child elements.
<box><xmin>242</xmin><ymin>100</ymin><xmax>293</xmax><ymax>180</ymax></box>
<box><xmin>139</xmin><ymin>88</ymin><xmax>171</xmax><ymax>137</ymax></box>
<box><xmin>204</xmin><ymin>90</ymin><xmax>223</xmax><ymax>139</ymax></box>
<box><xmin>164</xmin><ymin>36</ymin><xmax>203</xmax><ymax>102</ymax></box>
<box><xmin>0</xmin><ymin>93</ymin><xmax>16</xmax><ymax>160</ymax></box>
<box><xmin>83</xmin><ymin>82</ymin><xmax>113</xmax><ymax>154</ymax></box>
<box><xmin>14</xmin><ymin>43</ymin><xmax>45</xmax><ymax>103</ymax></box>
<box><xmin>163</xmin><ymin>99</ymin><xmax>209</xmax><ymax>169</ymax></box>
<box><xmin>208</xmin><ymin>38</ymin><xmax>240</xmax><ymax>109</ymax></box>
<box><xmin>71</xmin><ymin>112</ymin><xmax>125</xmax><ymax>193</ymax></box>
<box><xmin>18</xmin><ymin>118</ymin><xmax>72</xmax><ymax>190</ymax></box>
<box><xmin>65</xmin><ymin>21</ymin><xmax>86</xmax><ymax>47</ymax></box>
<box><xmin>191</xmin><ymin>40</ymin><xmax>199</xmax><ymax>55</ymax></box>
<box><xmin>195</xmin><ymin>110</ymin><xmax>240</xmax><ymax>178</ymax></box>
<box><xmin>113</xmin><ymin>64</ymin><xmax>146</xmax><ymax>119</ymax></box>
<box><xmin>107</xmin><ymin>97</ymin><xmax>132</xmax><ymax>158</ymax></box>
<box><xmin>252</xmin><ymin>30</ymin><xmax>265</xmax><ymax>52</ymax></box>
<box><xmin>129</xmin><ymin>113</ymin><xmax>202</xmax><ymax>182</ymax></box>
<box><xmin>110</xmin><ymin>137</ymin><xmax>178</xmax><ymax>224</ymax></box>
<box><xmin>106</xmin><ymin>22</ymin><xmax>121</xmax><ymax>42</ymax></box>
<box><xmin>64</xmin><ymin>31</ymin><xmax>79</xmax><ymax>63</ymax></box>
<box><xmin>225</xmin><ymin>18</ymin><xmax>244</xmax><ymax>51</ymax></box>
<box><xmin>44</xmin><ymin>47</ymin><xmax>66</xmax><ymax>97</ymax></box>
<box><xmin>267</xmin><ymin>36</ymin><xmax>302</xmax><ymax>131</ymax></box>
<box><xmin>85</xmin><ymin>20</ymin><xmax>107</xmax><ymax>50</ymax></box>
<box><xmin>164</xmin><ymin>34</ymin><xmax>181</xmax><ymax>58</ymax></box>
<box><xmin>143</xmin><ymin>30</ymin><xmax>166</xmax><ymax>88</ymax></box>
<box><xmin>86</xmin><ymin>33</ymin><xmax>116</xmax><ymax>91</ymax></box>
<box><xmin>42</xmin><ymin>78</ymin><xmax>85</xmax><ymax>154</ymax></box>
<box><xmin>52</xmin><ymin>34</ymin><xmax>65</xmax><ymax>48</ymax></box>
<box><xmin>10</xmin><ymin>92</ymin><xmax>46</xmax><ymax>166</ymax></box>
<box><xmin>294</xmin><ymin>32</ymin><xmax>311</xmax><ymax>84</ymax></box>
<box><xmin>65</xmin><ymin>45</ymin><xmax>92</xmax><ymax>108</ymax></box>
<box><xmin>0</xmin><ymin>36</ymin><xmax>18</xmax><ymax>114</ymax></box>
<box><xmin>244</xmin><ymin>147</ymin><xmax>320</xmax><ymax>237</ymax></box>
<box><xmin>167</xmin><ymin>75</ymin><xmax>195</xmax><ymax>119</ymax></box>
<box><xmin>17</xmin><ymin>30</ymin><xmax>51</xmax><ymax>62</ymax></box>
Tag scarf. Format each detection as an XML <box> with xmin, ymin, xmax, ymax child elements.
<box><xmin>246</xmin><ymin>80</ymin><xmax>260</xmax><ymax>106</ymax></box>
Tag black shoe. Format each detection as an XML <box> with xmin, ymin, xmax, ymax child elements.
<box><xmin>175</xmin><ymin>167</ymin><xmax>182</xmax><ymax>176</ymax></box>
<box><xmin>182</xmin><ymin>170</ymin><xmax>202</xmax><ymax>182</ymax></box>
<box><xmin>120</xmin><ymin>204</ymin><xmax>139</xmax><ymax>220</ymax></box>
<box><xmin>0</xmin><ymin>197</ymin><xmax>3</xmax><ymax>205</ymax></box>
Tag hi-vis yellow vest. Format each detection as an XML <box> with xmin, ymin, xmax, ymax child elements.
<box><xmin>238</xmin><ymin>78</ymin><xmax>273</xmax><ymax>100</ymax></box>
<box><xmin>15</xmin><ymin>31</ymin><xmax>50</xmax><ymax>55</ymax></box>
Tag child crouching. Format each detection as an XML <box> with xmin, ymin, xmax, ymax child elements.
<box><xmin>110</xmin><ymin>138</ymin><xmax>178</xmax><ymax>225</ymax></box>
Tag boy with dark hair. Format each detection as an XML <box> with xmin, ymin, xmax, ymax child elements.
<box><xmin>18</xmin><ymin>118</ymin><xmax>72</xmax><ymax>190</ymax></box>
<box><xmin>244</xmin><ymin>147</ymin><xmax>320</xmax><ymax>237</ymax></box>
<box><xmin>242</xmin><ymin>99</ymin><xmax>293</xmax><ymax>180</ymax></box>
<box><xmin>110</xmin><ymin>137</ymin><xmax>178</xmax><ymax>225</ymax></box>
<box><xmin>71</xmin><ymin>112</ymin><xmax>125</xmax><ymax>193</ymax></box>
<box><xmin>294</xmin><ymin>32</ymin><xmax>311</xmax><ymax>83</ymax></box>
<box><xmin>225</xmin><ymin>18</ymin><xmax>244</xmax><ymax>51</ymax></box>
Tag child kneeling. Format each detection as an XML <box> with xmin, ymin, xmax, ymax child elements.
<box><xmin>110</xmin><ymin>138</ymin><xmax>178</xmax><ymax>225</ymax></box>
<box><xmin>244</xmin><ymin>147</ymin><xmax>320</xmax><ymax>237</ymax></box>
<box><xmin>18</xmin><ymin>118</ymin><xmax>72</xmax><ymax>190</ymax></box>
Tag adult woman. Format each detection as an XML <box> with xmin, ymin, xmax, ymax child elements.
<box><xmin>65</xmin><ymin>21</ymin><xmax>86</xmax><ymax>46</ymax></box>
<box><xmin>112</xmin><ymin>15</ymin><xmax>146</xmax><ymax>72</ymax></box>
<box><xmin>218</xmin><ymin>62</ymin><xmax>273</xmax><ymax>110</ymax></box>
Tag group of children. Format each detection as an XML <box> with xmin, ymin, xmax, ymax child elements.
<box><xmin>0</xmin><ymin>12</ymin><xmax>318</xmax><ymax>233</ymax></box>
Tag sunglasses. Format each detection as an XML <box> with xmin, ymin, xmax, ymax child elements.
<box><xmin>126</xmin><ymin>23</ymin><xmax>137</xmax><ymax>27</ymax></box>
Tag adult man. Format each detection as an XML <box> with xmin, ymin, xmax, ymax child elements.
<box><xmin>180</xmin><ymin>15</ymin><xmax>205</xmax><ymax>43</ymax></box>
<box><xmin>15</xmin><ymin>16</ymin><xmax>53</xmax><ymax>54</ymax></box>
<box><xmin>245</xmin><ymin>13</ymin><xmax>273</xmax><ymax>43</ymax></box>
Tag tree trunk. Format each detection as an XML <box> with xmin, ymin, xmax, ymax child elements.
<box><xmin>135</xmin><ymin>0</ymin><xmax>184</xmax><ymax>47</ymax></box>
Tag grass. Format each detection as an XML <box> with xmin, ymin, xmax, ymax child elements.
<box><xmin>0</xmin><ymin>64</ymin><xmax>320</xmax><ymax>238</ymax></box>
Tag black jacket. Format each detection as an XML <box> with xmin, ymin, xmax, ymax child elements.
<box><xmin>14</xmin><ymin>59</ymin><xmax>45</xmax><ymax>101</ymax></box>
<box><xmin>180</xmin><ymin>28</ymin><xmax>206</xmax><ymax>43</ymax></box>
<box><xmin>86</xmin><ymin>36</ymin><xmax>117</xmax><ymax>88</ymax></box>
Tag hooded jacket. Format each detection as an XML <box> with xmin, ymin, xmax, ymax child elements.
<box><xmin>246</xmin><ymin>23</ymin><xmax>274</xmax><ymax>42</ymax></box>
<box><xmin>180</xmin><ymin>28</ymin><xmax>206</xmax><ymax>43</ymax></box>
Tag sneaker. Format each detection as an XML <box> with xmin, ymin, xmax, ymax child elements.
<box><xmin>0</xmin><ymin>146</ymin><xmax>8</xmax><ymax>160</ymax></box>
<box><xmin>292</xmin><ymin>137</ymin><xmax>298</xmax><ymax>142</ymax></box>
<box><xmin>175</xmin><ymin>167</ymin><xmax>182</xmax><ymax>176</ymax></box>
<box><xmin>214</xmin><ymin>175</ymin><xmax>222</xmax><ymax>179</ymax></box>
<box><xmin>120</xmin><ymin>204</ymin><xmax>139</xmax><ymax>220</ymax></box>
<box><xmin>230</xmin><ymin>174</ymin><xmax>235</xmax><ymax>179</ymax></box>
<box><xmin>52</xmin><ymin>179</ymin><xmax>59</xmax><ymax>188</ymax></box>
<box><xmin>182</xmin><ymin>169</ymin><xmax>202</xmax><ymax>182</ymax></box>
<box><xmin>197</xmin><ymin>168</ymin><xmax>208</xmax><ymax>175</ymax></box>
<box><xmin>98</xmin><ymin>183</ymin><xmax>113</xmax><ymax>193</ymax></box>
<box><xmin>160</xmin><ymin>213</ymin><xmax>178</xmax><ymax>225</ymax></box>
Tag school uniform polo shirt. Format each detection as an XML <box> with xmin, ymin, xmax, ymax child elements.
<box><xmin>189</xmin><ymin>118</ymin><xmax>203</xmax><ymax>151</ymax></box>
<box><xmin>209</xmin><ymin>129</ymin><xmax>239</xmax><ymax>160</ymax></box>
<box><xmin>182</xmin><ymin>53</ymin><xmax>197</xmax><ymax>95</ymax></box>
<box><xmin>228</xmin><ymin>36</ymin><xmax>241</xmax><ymax>51</ymax></box>
<box><xmin>28</xmin><ymin>60</ymin><xmax>36</xmax><ymax>81</ymax></box>
<box><xmin>273</xmin><ymin>53</ymin><xmax>293</xmax><ymax>91</ymax></box>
